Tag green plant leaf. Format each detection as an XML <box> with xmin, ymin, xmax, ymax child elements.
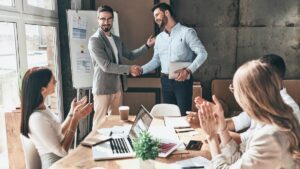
<box><xmin>133</xmin><ymin>131</ymin><xmax>160</xmax><ymax>160</ymax></box>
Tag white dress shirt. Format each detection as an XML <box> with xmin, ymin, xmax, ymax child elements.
<box><xmin>142</xmin><ymin>23</ymin><xmax>207</xmax><ymax>74</ymax></box>
<box><xmin>29</xmin><ymin>108</ymin><xmax>67</xmax><ymax>157</ymax></box>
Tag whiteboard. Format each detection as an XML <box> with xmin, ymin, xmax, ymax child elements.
<box><xmin>67</xmin><ymin>10</ymin><xmax>119</xmax><ymax>89</ymax></box>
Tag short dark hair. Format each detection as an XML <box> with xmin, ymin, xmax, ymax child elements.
<box><xmin>259</xmin><ymin>54</ymin><xmax>286</xmax><ymax>79</ymax></box>
<box><xmin>20</xmin><ymin>67</ymin><xmax>53</xmax><ymax>138</ymax></box>
<box><xmin>152</xmin><ymin>3</ymin><xmax>174</xmax><ymax>17</ymax></box>
<box><xmin>97</xmin><ymin>5</ymin><xmax>114</xmax><ymax>18</ymax></box>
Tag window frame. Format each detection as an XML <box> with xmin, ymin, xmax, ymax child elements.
<box><xmin>0</xmin><ymin>0</ymin><xmax>21</xmax><ymax>12</ymax></box>
<box><xmin>23</xmin><ymin>0</ymin><xmax>58</xmax><ymax>18</ymax></box>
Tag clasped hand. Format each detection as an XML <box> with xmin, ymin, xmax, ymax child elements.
<box><xmin>130</xmin><ymin>65</ymin><xmax>142</xmax><ymax>77</ymax></box>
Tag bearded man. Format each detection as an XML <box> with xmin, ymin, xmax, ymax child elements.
<box><xmin>88</xmin><ymin>5</ymin><xmax>155</xmax><ymax>129</ymax></box>
<box><xmin>140</xmin><ymin>3</ymin><xmax>208</xmax><ymax>116</ymax></box>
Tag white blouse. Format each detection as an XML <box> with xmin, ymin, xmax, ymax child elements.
<box><xmin>29</xmin><ymin>108</ymin><xmax>67</xmax><ymax>157</ymax></box>
<box><xmin>212</xmin><ymin>125</ymin><xmax>299</xmax><ymax>169</ymax></box>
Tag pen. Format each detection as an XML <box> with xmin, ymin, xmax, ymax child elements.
<box><xmin>176</xmin><ymin>129</ymin><xmax>195</xmax><ymax>133</ymax></box>
<box><xmin>93</xmin><ymin>138</ymin><xmax>112</xmax><ymax>146</ymax></box>
<box><xmin>175</xmin><ymin>126</ymin><xmax>192</xmax><ymax>129</ymax></box>
<box><xmin>182</xmin><ymin>166</ymin><xmax>204</xmax><ymax>169</ymax></box>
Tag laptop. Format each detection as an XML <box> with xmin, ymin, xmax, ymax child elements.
<box><xmin>92</xmin><ymin>105</ymin><xmax>153</xmax><ymax>160</ymax></box>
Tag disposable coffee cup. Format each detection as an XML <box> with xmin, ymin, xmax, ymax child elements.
<box><xmin>119</xmin><ymin>106</ymin><xmax>129</xmax><ymax>121</ymax></box>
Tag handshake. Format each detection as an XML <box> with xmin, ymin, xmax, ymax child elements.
<box><xmin>130</xmin><ymin>65</ymin><xmax>143</xmax><ymax>77</ymax></box>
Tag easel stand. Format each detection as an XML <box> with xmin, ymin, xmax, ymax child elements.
<box><xmin>74</xmin><ymin>88</ymin><xmax>92</xmax><ymax>148</ymax></box>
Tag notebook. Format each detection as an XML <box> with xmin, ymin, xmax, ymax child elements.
<box><xmin>92</xmin><ymin>105</ymin><xmax>153</xmax><ymax>160</ymax></box>
<box><xmin>149</xmin><ymin>125</ymin><xmax>182</xmax><ymax>157</ymax></box>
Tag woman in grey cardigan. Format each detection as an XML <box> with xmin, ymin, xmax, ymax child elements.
<box><xmin>197</xmin><ymin>60</ymin><xmax>300</xmax><ymax>168</ymax></box>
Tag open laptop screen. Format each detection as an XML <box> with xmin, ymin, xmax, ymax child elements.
<box><xmin>129</xmin><ymin>105</ymin><xmax>153</xmax><ymax>140</ymax></box>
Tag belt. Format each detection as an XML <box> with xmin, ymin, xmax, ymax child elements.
<box><xmin>161</xmin><ymin>73</ymin><xmax>168</xmax><ymax>77</ymax></box>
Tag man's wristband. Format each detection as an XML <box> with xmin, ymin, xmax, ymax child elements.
<box><xmin>145</xmin><ymin>43</ymin><xmax>150</xmax><ymax>49</ymax></box>
<box><xmin>185</xmin><ymin>68</ymin><xmax>192</xmax><ymax>74</ymax></box>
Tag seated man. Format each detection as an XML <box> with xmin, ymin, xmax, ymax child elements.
<box><xmin>188</xmin><ymin>54</ymin><xmax>300</xmax><ymax>144</ymax></box>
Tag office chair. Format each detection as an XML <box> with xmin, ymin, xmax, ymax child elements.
<box><xmin>150</xmin><ymin>104</ymin><xmax>181</xmax><ymax>117</ymax></box>
<box><xmin>20</xmin><ymin>134</ymin><xmax>41</xmax><ymax>169</ymax></box>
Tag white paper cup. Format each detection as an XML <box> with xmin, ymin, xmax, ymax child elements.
<box><xmin>119</xmin><ymin>106</ymin><xmax>129</xmax><ymax>121</ymax></box>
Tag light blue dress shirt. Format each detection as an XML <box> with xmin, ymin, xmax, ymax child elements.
<box><xmin>142</xmin><ymin>23</ymin><xmax>207</xmax><ymax>74</ymax></box>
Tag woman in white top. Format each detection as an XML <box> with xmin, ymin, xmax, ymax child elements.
<box><xmin>197</xmin><ymin>60</ymin><xmax>300</xmax><ymax>168</ymax></box>
<box><xmin>20</xmin><ymin>67</ymin><xmax>93</xmax><ymax>169</ymax></box>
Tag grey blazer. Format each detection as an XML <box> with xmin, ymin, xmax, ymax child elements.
<box><xmin>88</xmin><ymin>29</ymin><xmax>148</xmax><ymax>95</ymax></box>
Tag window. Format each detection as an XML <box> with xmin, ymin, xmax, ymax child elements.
<box><xmin>0</xmin><ymin>22</ymin><xmax>19</xmax><ymax>112</ymax></box>
<box><xmin>27</xmin><ymin>0</ymin><xmax>54</xmax><ymax>10</ymax></box>
<box><xmin>0</xmin><ymin>0</ymin><xmax>14</xmax><ymax>7</ymax></box>
<box><xmin>25</xmin><ymin>24</ymin><xmax>59</xmax><ymax>111</ymax></box>
<box><xmin>0</xmin><ymin>2</ymin><xmax>61</xmax><ymax>166</ymax></box>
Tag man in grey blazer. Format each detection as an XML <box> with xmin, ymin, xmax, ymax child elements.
<box><xmin>88</xmin><ymin>5</ymin><xmax>155</xmax><ymax>129</ymax></box>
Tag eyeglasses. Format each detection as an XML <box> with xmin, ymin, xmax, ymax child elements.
<box><xmin>98</xmin><ymin>17</ymin><xmax>113</xmax><ymax>22</ymax></box>
<box><xmin>229</xmin><ymin>83</ymin><xmax>234</xmax><ymax>93</ymax></box>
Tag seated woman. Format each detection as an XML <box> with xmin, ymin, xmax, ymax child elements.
<box><xmin>20</xmin><ymin>67</ymin><xmax>93</xmax><ymax>169</ymax></box>
<box><xmin>197</xmin><ymin>60</ymin><xmax>300</xmax><ymax>168</ymax></box>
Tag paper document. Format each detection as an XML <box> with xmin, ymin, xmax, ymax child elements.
<box><xmin>169</xmin><ymin>156</ymin><xmax>212</xmax><ymax>169</ymax></box>
<box><xmin>164</xmin><ymin>116</ymin><xmax>191</xmax><ymax>129</ymax></box>
<box><xmin>169</xmin><ymin>62</ymin><xmax>192</xmax><ymax>79</ymax></box>
<box><xmin>149</xmin><ymin>126</ymin><xmax>182</xmax><ymax>157</ymax></box>
<box><xmin>97</xmin><ymin>125</ymin><xmax>131</xmax><ymax>138</ymax></box>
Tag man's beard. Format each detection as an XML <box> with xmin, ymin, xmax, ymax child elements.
<box><xmin>101</xmin><ymin>25</ymin><xmax>112</xmax><ymax>32</ymax></box>
<box><xmin>158</xmin><ymin>16</ymin><xmax>168</xmax><ymax>32</ymax></box>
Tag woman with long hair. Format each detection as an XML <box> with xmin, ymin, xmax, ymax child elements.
<box><xmin>20</xmin><ymin>67</ymin><xmax>93</xmax><ymax>169</ymax></box>
<box><xmin>198</xmin><ymin>60</ymin><xmax>300</xmax><ymax>168</ymax></box>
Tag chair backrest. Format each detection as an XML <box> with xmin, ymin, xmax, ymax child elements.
<box><xmin>211</xmin><ymin>79</ymin><xmax>242</xmax><ymax>110</ymax></box>
<box><xmin>283</xmin><ymin>80</ymin><xmax>300</xmax><ymax>105</ymax></box>
<box><xmin>20</xmin><ymin>134</ymin><xmax>41</xmax><ymax>169</ymax></box>
<box><xmin>150</xmin><ymin>104</ymin><xmax>181</xmax><ymax>117</ymax></box>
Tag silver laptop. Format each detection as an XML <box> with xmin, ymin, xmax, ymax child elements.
<box><xmin>92</xmin><ymin>105</ymin><xmax>153</xmax><ymax>160</ymax></box>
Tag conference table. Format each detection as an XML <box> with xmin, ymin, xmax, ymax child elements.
<box><xmin>50</xmin><ymin>115</ymin><xmax>211</xmax><ymax>169</ymax></box>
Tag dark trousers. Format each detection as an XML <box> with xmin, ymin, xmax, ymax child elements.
<box><xmin>161</xmin><ymin>74</ymin><xmax>193</xmax><ymax>116</ymax></box>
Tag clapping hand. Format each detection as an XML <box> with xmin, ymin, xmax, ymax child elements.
<box><xmin>198</xmin><ymin>101</ymin><xmax>219</xmax><ymax>137</ymax></box>
<box><xmin>188</xmin><ymin>96</ymin><xmax>222</xmax><ymax>128</ymax></box>
<box><xmin>197</xmin><ymin>95</ymin><xmax>226</xmax><ymax>135</ymax></box>
<box><xmin>186</xmin><ymin>111</ymin><xmax>200</xmax><ymax>128</ymax></box>
<box><xmin>130</xmin><ymin>65</ymin><xmax>142</xmax><ymax>77</ymax></box>
<box><xmin>71</xmin><ymin>96</ymin><xmax>93</xmax><ymax>121</ymax></box>
<box><xmin>68</xmin><ymin>96</ymin><xmax>87</xmax><ymax>116</ymax></box>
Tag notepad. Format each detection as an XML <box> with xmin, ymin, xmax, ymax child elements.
<box><xmin>169</xmin><ymin>156</ymin><xmax>212</xmax><ymax>169</ymax></box>
<box><xmin>169</xmin><ymin>62</ymin><xmax>192</xmax><ymax>79</ymax></box>
<box><xmin>80</xmin><ymin>135</ymin><xmax>111</xmax><ymax>147</ymax></box>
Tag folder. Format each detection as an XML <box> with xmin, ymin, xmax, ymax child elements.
<box><xmin>169</xmin><ymin>62</ymin><xmax>192</xmax><ymax>80</ymax></box>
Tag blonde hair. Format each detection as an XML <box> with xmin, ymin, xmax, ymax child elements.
<box><xmin>233</xmin><ymin>60</ymin><xmax>300</xmax><ymax>163</ymax></box>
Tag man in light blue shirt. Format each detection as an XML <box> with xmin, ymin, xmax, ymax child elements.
<box><xmin>141</xmin><ymin>3</ymin><xmax>207</xmax><ymax>115</ymax></box>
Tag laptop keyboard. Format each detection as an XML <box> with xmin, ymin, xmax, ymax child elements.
<box><xmin>110</xmin><ymin>138</ymin><xmax>133</xmax><ymax>154</ymax></box>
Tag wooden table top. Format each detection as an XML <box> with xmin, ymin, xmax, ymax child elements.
<box><xmin>50</xmin><ymin>115</ymin><xmax>211</xmax><ymax>169</ymax></box>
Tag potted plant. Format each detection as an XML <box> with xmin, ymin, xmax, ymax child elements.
<box><xmin>133</xmin><ymin>131</ymin><xmax>160</xmax><ymax>169</ymax></box>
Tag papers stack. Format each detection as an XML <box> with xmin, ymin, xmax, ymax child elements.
<box><xmin>169</xmin><ymin>156</ymin><xmax>212</xmax><ymax>169</ymax></box>
<box><xmin>164</xmin><ymin>116</ymin><xmax>191</xmax><ymax>129</ymax></box>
